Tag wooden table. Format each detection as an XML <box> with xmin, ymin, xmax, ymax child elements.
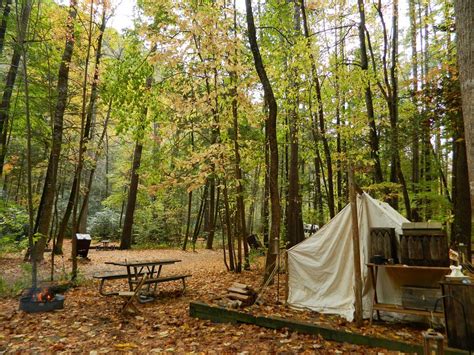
<box><xmin>105</xmin><ymin>259</ymin><xmax>182</xmax><ymax>296</ymax></box>
<box><xmin>367</xmin><ymin>263</ymin><xmax>450</xmax><ymax>324</ymax></box>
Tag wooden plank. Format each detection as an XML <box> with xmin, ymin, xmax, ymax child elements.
<box><xmin>189</xmin><ymin>301</ymin><xmax>256</xmax><ymax>324</ymax></box>
<box><xmin>373</xmin><ymin>303</ymin><xmax>444</xmax><ymax>317</ymax></box>
<box><xmin>402</xmin><ymin>222</ymin><xmax>443</xmax><ymax>230</ymax></box>
<box><xmin>93</xmin><ymin>273</ymin><xmax>131</xmax><ymax>280</ymax></box>
<box><xmin>231</xmin><ymin>282</ymin><xmax>249</xmax><ymax>289</ymax></box>
<box><xmin>227</xmin><ymin>292</ymin><xmax>251</xmax><ymax>301</ymax></box>
<box><xmin>366</xmin><ymin>263</ymin><xmax>450</xmax><ymax>271</ymax></box>
<box><xmin>129</xmin><ymin>274</ymin><xmax>191</xmax><ymax>284</ymax></box>
<box><xmin>255</xmin><ymin>316</ymin><xmax>423</xmax><ymax>353</ymax></box>
<box><xmin>401</xmin><ymin>286</ymin><xmax>443</xmax><ymax>311</ymax></box>
<box><xmin>227</xmin><ymin>287</ymin><xmax>251</xmax><ymax>295</ymax></box>
<box><xmin>189</xmin><ymin>302</ymin><xmax>467</xmax><ymax>354</ymax></box>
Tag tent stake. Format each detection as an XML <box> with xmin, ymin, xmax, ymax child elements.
<box><xmin>349</xmin><ymin>165</ymin><xmax>364</xmax><ymax>327</ymax></box>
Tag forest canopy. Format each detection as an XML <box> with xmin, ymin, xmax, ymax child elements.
<box><xmin>0</xmin><ymin>0</ymin><xmax>471</xmax><ymax>271</ymax></box>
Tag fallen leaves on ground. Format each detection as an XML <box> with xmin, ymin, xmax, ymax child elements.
<box><xmin>0</xmin><ymin>243</ymin><xmax>431</xmax><ymax>353</ymax></box>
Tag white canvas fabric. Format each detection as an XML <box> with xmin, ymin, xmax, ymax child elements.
<box><xmin>287</xmin><ymin>193</ymin><xmax>410</xmax><ymax>321</ymax></box>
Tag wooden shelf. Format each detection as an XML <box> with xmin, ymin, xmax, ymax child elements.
<box><xmin>367</xmin><ymin>263</ymin><xmax>449</xmax><ymax>324</ymax></box>
<box><xmin>373</xmin><ymin>303</ymin><xmax>444</xmax><ymax>318</ymax></box>
<box><xmin>367</xmin><ymin>263</ymin><xmax>450</xmax><ymax>271</ymax></box>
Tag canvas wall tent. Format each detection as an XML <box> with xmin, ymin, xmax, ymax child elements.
<box><xmin>287</xmin><ymin>192</ymin><xmax>410</xmax><ymax>321</ymax></box>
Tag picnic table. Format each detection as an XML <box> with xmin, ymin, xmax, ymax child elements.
<box><xmin>95</xmin><ymin>259</ymin><xmax>191</xmax><ymax>299</ymax></box>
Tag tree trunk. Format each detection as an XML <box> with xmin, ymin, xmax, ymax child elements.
<box><xmin>409</xmin><ymin>0</ymin><xmax>420</xmax><ymax>219</ymax></box>
<box><xmin>357</xmin><ymin>0</ymin><xmax>383</xmax><ymax>184</ymax></box>
<box><xmin>0</xmin><ymin>0</ymin><xmax>11</xmax><ymax>56</ymax></box>
<box><xmin>223</xmin><ymin>180</ymin><xmax>235</xmax><ymax>271</ymax></box>
<box><xmin>77</xmin><ymin>99</ymin><xmax>112</xmax><ymax>234</ymax></box>
<box><xmin>452</xmin><ymin>111</ymin><xmax>471</xmax><ymax>259</ymax></box>
<box><xmin>0</xmin><ymin>0</ymin><xmax>31</xmax><ymax>176</ymax></box>
<box><xmin>120</xmin><ymin>140</ymin><xmax>143</xmax><ymax>249</ymax></box>
<box><xmin>33</xmin><ymin>1</ymin><xmax>77</xmax><ymax>261</ymax></box>
<box><xmin>182</xmin><ymin>191</ymin><xmax>192</xmax><ymax>251</ymax></box>
<box><xmin>262</xmin><ymin>126</ymin><xmax>269</xmax><ymax>246</ymax></box>
<box><xmin>21</xmin><ymin>0</ymin><xmax>36</xmax><ymax>289</ymax></box>
<box><xmin>286</xmin><ymin>1</ymin><xmax>304</xmax><ymax>248</ymax></box>
<box><xmin>183</xmin><ymin>129</ymin><xmax>195</xmax><ymax>251</ymax></box>
<box><xmin>301</xmin><ymin>0</ymin><xmax>335</xmax><ymax>218</ymax></box>
<box><xmin>230</xmin><ymin>67</ymin><xmax>248</xmax><ymax>269</ymax></box>
<box><xmin>245</xmin><ymin>0</ymin><xmax>281</xmax><ymax>284</ymax></box>
<box><xmin>55</xmin><ymin>3</ymin><xmax>106</xmax><ymax>255</ymax></box>
<box><xmin>454</xmin><ymin>0</ymin><xmax>474</xmax><ymax>260</ymax></box>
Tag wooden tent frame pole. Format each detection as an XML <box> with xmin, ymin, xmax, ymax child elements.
<box><xmin>349</xmin><ymin>164</ymin><xmax>364</xmax><ymax>327</ymax></box>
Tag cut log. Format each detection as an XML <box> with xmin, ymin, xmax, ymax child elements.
<box><xmin>231</xmin><ymin>282</ymin><xmax>249</xmax><ymax>290</ymax></box>
<box><xmin>228</xmin><ymin>292</ymin><xmax>252</xmax><ymax>302</ymax></box>
<box><xmin>227</xmin><ymin>287</ymin><xmax>253</xmax><ymax>295</ymax></box>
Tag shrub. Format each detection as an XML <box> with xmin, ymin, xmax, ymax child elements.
<box><xmin>0</xmin><ymin>202</ymin><xmax>29</xmax><ymax>254</ymax></box>
<box><xmin>88</xmin><ymin>208</ymin><xmax>121</xmax><ymax>240</ymax></box>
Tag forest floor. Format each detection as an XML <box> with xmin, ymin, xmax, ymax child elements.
<box><xmin>0</xmin><ymin>241</ymin><xmax>438</xmax><ymax>353</ymax></box>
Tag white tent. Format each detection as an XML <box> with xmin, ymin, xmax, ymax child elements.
<box><xmin>287</xmin><ymin>192</ymin><xmax>410</xmax><ymax>321</ymax></box>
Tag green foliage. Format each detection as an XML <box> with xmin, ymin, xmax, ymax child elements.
<box><xmin>89</xmin><ymin>208</ymin><xmax>121</xmax><ymax>240</ymax></box>
<box><xmin>0</xmin><ymin>263</ymin><xmax>32</xmax><ymax>297</ymax></box>
<box><xmin>132</xmin><ymin>196</ymin><xmax>185</xmax><ymax>247</ymax></box>
<box><xmin>0</xmin><ymin>201</ymin><xmax>29</xmax><ymax>254</ymax></box>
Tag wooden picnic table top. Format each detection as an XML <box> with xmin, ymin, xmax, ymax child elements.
<box><xmin>105</xmin><ymin>259</ymin><xmax>181</xmax><ymax>267</ymax></box>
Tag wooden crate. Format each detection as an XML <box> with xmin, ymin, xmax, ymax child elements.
<box><xmin>400</xmin><ymin>226</ymin><xmax>449</xmax><ymax>266</ymax></box>
<box><xmin>369</xmin><ymin>228</ymin><xmax>398</xmax><ymax>263</ymax></box>
<box><xmin>401</xmin><ymin>286</ymin><xmax>443</xmax><ymax>311</ymax></box>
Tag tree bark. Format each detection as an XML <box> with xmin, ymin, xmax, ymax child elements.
<box><xmin>409</xmin><ymin>0</ymin><xmax>420</xmax><ymax>219</ymax></box>
<box><xmin>452</xmin><ymin>110</ymin><xmax>471</xmax><ymax>260</ymax></box>
<box><xmin>0</xmin><ymin>0</ymin><xmax>31</xmax><ymax>176</ymax></box>
<box><xmin>286</xmin><ymin>0</ymin><xmax>304</xmax><ymax>248</ymax></box>
<box><xmin>301</xmin><ymin>0</ymin><xmax>335</xmax><ymax>218</ymax></box>
<box><xmin>357</xmin><ymin>0</ymin><xmax>383</xmax><ymax>184</ymax></box>
<box><xmin>0</xmin><ymin>0</ymin><xmax>11</xmax><ymax>56</ymax></box>
<box><xmin>454</xmin><ymin>0</ymin><xmax>474</xmax><ymax>259</ymax></box>
<box><xmin>33</xmin><ymin>1</ymin><xmax>77</xmax><ymax>261</ymax></box>
<box><xmin>55</xmin><ymin>3</ymin><xmax>106</xmax><ymax>255</ymax></box>
<box><xmin>231</xmin><ymin>71</ymin><xmax>248</xmax><ymax>269</ymax></box>
<box><xmin>120</xmin><ymin>139</ymin><xmax>143</xmax><ymax>249</ymax></box>
<box><xmin>245</xmin><ymin>0</ymin><xmax>281</xmax><ymax>284</ymax></box>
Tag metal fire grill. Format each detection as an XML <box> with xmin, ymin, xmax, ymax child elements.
<box><xmin>19</xmin><ymin>288</ymin><xmax>65</xmax><ymax>313</ymax></box>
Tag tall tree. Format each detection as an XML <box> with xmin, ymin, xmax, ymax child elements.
<box><xmin>356</xmin><ymin>0</ymin><xmax>383</xmax><ymax>184</ymax></box>
<box><xmin>409</xmin><ymin>0</ymin><xmax>421</xmax><ymax>220</ymax></box>
<box><xmin>0</xmin><ymin>0</ymin><xmax>32</xmax><ymax>176</ymax></box>
<box><xmin>55</xmin><ymin>2</ymin><xmax>107</xmax><ymax>255</ymax></box>
<box><xmin>454</xmin><ymin>0</ymin><xmax>474</xmax><ymax>259</ymax></box>
<box><xmin>32</xmin><ymin>0</ymin><xmax>77</xmax><ymax>261</ymax></box>
<box><xmin>285</xmin><ymin>0</ymin><xmax>304</xmax><ymax>248</ymax></box>
<box><xmin>0</xmin><ymin>0</ymin><xmax>11</xmax><ymax>55</ymax></box>
<box><xmin>245</xmin><ymin>0</ymin><xmax>281</xmax><ymax>283</ymax></box>
<box><xmin>120</xmin><ymin>77</ymin><xmax>151</xmax><ymax>250</ymax></box>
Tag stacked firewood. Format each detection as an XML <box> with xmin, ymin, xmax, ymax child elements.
<box><xmin>217</xmin><ymin>282</ymin><xmax>257</xmax><ymax>308</ymax></box>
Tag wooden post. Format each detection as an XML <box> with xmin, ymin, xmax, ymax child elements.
<box><xmin>349</xmin><ymin>165</ymin><xmax>363</xmax><ymax>327</ymax></box>
<box><xmin>284</xmin><ymin>250</ymin><xmax>289</xmax><ymax>305</ymax></box>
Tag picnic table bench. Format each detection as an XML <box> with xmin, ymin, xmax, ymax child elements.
<box><xmin>129</xmin><ymin>274</ymin><xmax>192</xmax><ymax>292</ymax></box>
<box><xmin>95</xmin><ymin>259</ymin><xmax>191</xmax><ymax>300</ymax></box>
<box><xmin>93</xmin><ymin>272</ymin><xmax>144</xmax><ymax>296</ymax></box>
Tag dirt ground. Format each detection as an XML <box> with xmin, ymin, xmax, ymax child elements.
<box><xmin>0</xmin><ymin>242</ymin><xmax>433</xmax><ymax>353</ymax></box>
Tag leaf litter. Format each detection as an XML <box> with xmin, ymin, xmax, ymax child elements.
<box><xmin>0</xmin><ymin>242</ymin><xmax>433</xmax><ymax>353</ymax></box>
